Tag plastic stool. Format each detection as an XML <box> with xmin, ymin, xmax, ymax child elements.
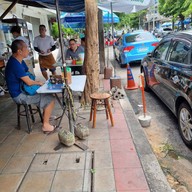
<box><xmin>89</xmin><ymin>92</ymin><xmax>114</xmax><ymax>128</ymax></box>
<box><xmin>17</xmin><ymin>103</ymin><xmax>43</xmax><ymax>133</ymax></box>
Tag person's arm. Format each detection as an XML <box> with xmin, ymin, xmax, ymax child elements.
<box><xmin>21</xmin><ymin>76</ymin><xmax>43</xmax><ymax>86</ymax></box>
<box><xmin>50</xmin><ymin>45</ymin><xmax>56</xmax><ymax>52</ymax></box>
<box><xmin>34</xmin><ymin>47</ymin><xmax>41</xmax><ymax>53</ymax></box>
<box><xmin>47</xmin><ymin>36</ymin><xmax>56</xmax><ymax>53</ymax></box>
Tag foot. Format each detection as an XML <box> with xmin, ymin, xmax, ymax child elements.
<box><xmin>42</xmin><ymin>124</ymin><xmax>55</xmax><ymax>132</ymax></box>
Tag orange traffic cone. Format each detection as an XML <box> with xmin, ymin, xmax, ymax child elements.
<box><xmin>124</xmin><ymin>64</ymin><xmax>138</xmax><ymax>90</ymax></box>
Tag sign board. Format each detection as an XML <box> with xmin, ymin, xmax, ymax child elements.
<box><xmin>99</xmin><ymin>0</ymin><xmax>151</xmax><ymax>6</ymax></box>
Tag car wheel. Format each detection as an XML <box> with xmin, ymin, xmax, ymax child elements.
<box><xmin>178</xmin><ymin>102</ymin><xmax>192</xmax><ymax>148</ymax></box>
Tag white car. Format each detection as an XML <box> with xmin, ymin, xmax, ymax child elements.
<box><xmin>156</xmin><ymin>27</ymin><xmax>173</xmax><ymax>38</ymax></box>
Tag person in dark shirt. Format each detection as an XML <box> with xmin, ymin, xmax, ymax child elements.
<box><xmin>5</xmin><ymin>40</ymin><xmax>56</xmax><ymax>133</ymax></box>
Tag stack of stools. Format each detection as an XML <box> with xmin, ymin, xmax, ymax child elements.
<box><xmin>89</xmin><ymin>92</ymin><xmax>114</xmax><ymax>128</ymax></box>
<box><xmin>17</xmin><ymin>103</ymin><xmax>43</xmax><ymax>133</ymax></box>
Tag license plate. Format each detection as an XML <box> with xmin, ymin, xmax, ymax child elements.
<box><xmin>138</xmin><ymin>47</ymin><xmax>148</xmax><ymax>52</ymax></box>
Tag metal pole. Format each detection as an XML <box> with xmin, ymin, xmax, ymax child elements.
<box><xmin>110</xmin><ymin>2</ymin><xmax>116</xmax><ymax>77</ymax></box>
<box><xmin>55</xmin><ymin>0</ymin><xmax>68</xmax><ymax>85</ymax></box>
<box><xmin>0</xmin><ymin>0</ymin><xmax>19</xmax><ymax>20</ymax></box>
<box><xmin>55</xmin><ymin>0</ymin><xmax>73</xmax><ymax>134</ymax></box>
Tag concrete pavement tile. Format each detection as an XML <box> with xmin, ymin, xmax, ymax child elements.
<box><xmin>111</xmin><ymin>121</ymin><xmax>129</xmax><ymax>130</ymax></box>
<box><xmin>39</xmin><ymin>133</ymin><xmax>61</xmax><ymax>153</ymax></box>
<box><xmin>0</xmin><ymin>134</ymin><xmax>8</xmax><ymax>143</ymax></box>
<box><xmin>88</xmin><ymin>128</ymin><xmax>109</xmax><ymax>140</ymax></box>
<box><xmin>114</xmin><ymin>168</ymin><xmax>149</xmax><ymax>191</ymax></box>
<box><xmin>109</xmin><ymin>129</ymin><xmax>131</xmax><ymax>139</ymax></box>
<box><xmin>15</xmin><ymin>142</ymin><xmax>42</xmax><ymax>156</ymax></box>
<box><xmin>88</xmin><ymin>139</ymin><xmax>111</xmax><ymax>152</ymax></box>
<box><xmin>110</xmin><ymin>139</ymin><xmax>136</xmax><ymax>152</ymax></box>
<box><xmin>29</xmin><ymin>153</ymin><xmax>60</xmax><ymax>172</ymax></box>
<box><xmin>19</xmin><ymin>171</ymin><xmax>54</xmax><ymax>192</ymax></box>
<box><xmin>112</xmin><ymin>151</ymin><xmax>141</xmax><ymax>169</ymax></box>
<box><xmin>94</xmin><ymin>168</ymin><xmax>116</xmax><ymax>191</ymax></box>
<box><xmin>2</xmin><ymin>156</ymin><xmax>33</xmax><ymax>174</ymax></box>
<box><xmin>0</xmin><ymin>134</ymin><xmax>25</xmax><ymax>146</ymax></box>
<box><xmin>21</xmin><ymin>132</ymin><xmax>46</xmax><ymax>144</ymax></box>
<box><xmin>0</xmin><ymin>135</ymin><xmax>25</xmax><ymax>156</ymax></box>
<box><xmin>13</xmin><ymin>132</ymin><xmax>46</xmax><ymax>156</ymax></box>
<box><xmin>58</xmin><ymin>151</ymin><xmax>92</xmax><ymax>170</ymax></box>
<box><xmin>117</xmin><ymin>190</ymin><xmax>150</xmax><ymax>192</ymax></box>
<box><xmin>0</xmin><ymin>173</ymin><xmax>24</xmax><ymax>192</ymax></box>
<box><xmin>0</xmin><ymin>156</ymin><xmax>10</xmax><ymax>173</ymax></box>
<box><xmin>94</xmin><ymin>151</ymin><xmax>113</xmax><ymax>169</ymax></box>
<box><xmin>51</xmin><ymin>170</ymin><xmax>85</xmax><ymax>191</ymax></box>
<box><xmin>90</xmin><ymin>113</ymin><xmax>110</xmax><ymax>129</ymax></box>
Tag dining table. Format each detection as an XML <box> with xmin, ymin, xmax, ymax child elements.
<box><xmin>37</xmin><ymin>75</ymin><xmax>86</xmax><ymax>133</ymax></box>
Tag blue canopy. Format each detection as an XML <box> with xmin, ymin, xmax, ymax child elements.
<box><xmin>5</xmin><ymin>0</ymin><xmax>85</xmax><ymax>12</ymax></box>
<box><xmin>61</xmin><ymin>11</ymin><xmax>120</xmax><ymax>24</ymax></box>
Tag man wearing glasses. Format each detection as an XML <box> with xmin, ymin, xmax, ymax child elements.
<box><xmin>65</xmin><ymin>39</ymin><xmax>84</xmax><ymax>75</ymax></box>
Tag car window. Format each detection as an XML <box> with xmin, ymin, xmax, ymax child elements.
<box><xmin>163</xmin><ymin>28</ymin><xmax>172</xmax><ymax>31</ymax></box>
<box><xmin>125</xmin><ymin>32</ymin><xmax>154</xmax><ymax>43</ymax></box>
<box><xmin>153</xmin><ymin>41</ymin><xmax>171</xmax><ymax>60</ymax></box>
<box><xmin>168</xmin><ymin>41</ymin><xmax>190</xmax><ymax>64</ymax></box>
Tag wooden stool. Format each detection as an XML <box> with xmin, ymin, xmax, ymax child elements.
<box><xmin>89</xmin><ymin>92</ymin><xmax>114</xmax><ymax>128</ymax></box>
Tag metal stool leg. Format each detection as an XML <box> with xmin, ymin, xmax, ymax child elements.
<box><xmin>28</xmin><ymin>105</ymin><xmax>35</xmax><ymax>123</ymax></box>
<box><xmin>24</xmin><ymin>104</ymin><xmax>32</xmax><ymax>133</ymax></box>
<box><xmin>17</xmin><ymin>104</ymin><xmax>21</xmax><ymax>129</ymax></box>
<box><xmin>37</xmin><ymin>106</ymin><xmax>43</xmax><ymax>123</ymax></box>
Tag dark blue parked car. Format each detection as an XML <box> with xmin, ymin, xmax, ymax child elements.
<box><xmin>114</xmin><ymin>30</ymin><xmax>159</xmax><ymax>67</ymax></box>
<box><xmin>140</xmin><ymin>30</ymin><xmax>192</xmax><ymax>148</ymax></box>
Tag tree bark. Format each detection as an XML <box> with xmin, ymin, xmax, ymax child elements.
<box><xmin>82</xmin><ymin>0</ymin><xmax>100</xmax><ymax>105</ymax></box>
<box><xmin>98</xmin><ymin>8</ymin><xmax>105</xmax><ymax>74</ymax></box>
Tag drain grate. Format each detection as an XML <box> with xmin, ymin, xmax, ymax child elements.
<box><xmin>17</xmin><ymin>151</ymin><xmax>95</xmax><ymax>192</ymax></box>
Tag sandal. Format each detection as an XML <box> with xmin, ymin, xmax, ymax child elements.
<box><xmin>43</xmin><ymin>125</ymin><xmax>57</xmax><ymax>135</ymax></box>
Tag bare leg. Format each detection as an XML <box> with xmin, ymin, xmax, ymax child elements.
<box><xmin>41</xmin><ymin>70</ymin><xmax>48</xmax><ymax>80</ymax></box>
<box><xmin>42</xmin><ymin>100</ymin><xmax>55</xmax><ymax>131</ymax></box>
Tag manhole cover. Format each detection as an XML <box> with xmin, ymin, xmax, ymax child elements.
<box><xmin>17</xmin><ymin>151</ymin><xmax>94</xmax><ymax>192</ymax></box>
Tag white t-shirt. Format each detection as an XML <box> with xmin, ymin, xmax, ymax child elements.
<box><xmin>33</xmin><ymin>35</ymin><xmax>55</xmax><ymax>56</ymax></box>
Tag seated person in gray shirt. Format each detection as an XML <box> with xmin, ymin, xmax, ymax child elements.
<box><xmin>65</xmin><ymin>39</ymin><xmax>84</xmax><ymax>74</ymax></box>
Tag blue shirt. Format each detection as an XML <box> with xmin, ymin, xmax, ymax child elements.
<box><xmin>65</xmin><ymin>46</ymin><xmax>84</xmax><ymax>60</ymax></box>
<box><xmin>5</xmin><ymin>56</ymin><xmax>28</xmax><ymax>98</ymax></box>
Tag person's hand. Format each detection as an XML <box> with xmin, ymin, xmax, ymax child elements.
<box><xmin>36</xmin><ymin>81</ymin><xmax>44</xmax><ymax>86</ymax></box>
<box><xmin>40</xmin><ymin>50</ymin><xmax>45</xmax><ymax>54</ymax></box>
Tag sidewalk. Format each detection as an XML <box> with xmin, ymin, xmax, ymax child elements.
<box><xmin>0</xmin><ymin>65</ymin><xmax>172</xmax><ymax>191</ymax></box>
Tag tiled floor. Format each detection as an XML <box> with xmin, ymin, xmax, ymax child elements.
<box><xmin>0</xmin><ymin>75</ymin><xmax>150</xmax><ymax>192</ymax></box>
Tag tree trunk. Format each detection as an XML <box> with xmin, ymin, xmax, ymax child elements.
<box><xmin>81</xmin><ymin>0</ymin><xmax>99</xmax><ymax>105</ymax></box>
<box><xmin>98</xmin><ymin>8</ymin><xmax>105</xmax><ymax>74</ymax></box>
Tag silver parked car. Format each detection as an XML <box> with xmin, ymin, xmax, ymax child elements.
<box><xmin>156</xmin><ymin>27</ymin><xmax>173</xmax><ymax>38</ymax></box>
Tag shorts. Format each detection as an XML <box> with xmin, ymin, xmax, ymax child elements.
<box><xmin>13</xmin><ymin>93</ymin><xmax>54</xmax><ymax>109</ymax></box>
<box><xmin>40</xmin><ymin>67</ymin><xmax>56</xmax><ymax>73</ymax></box>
